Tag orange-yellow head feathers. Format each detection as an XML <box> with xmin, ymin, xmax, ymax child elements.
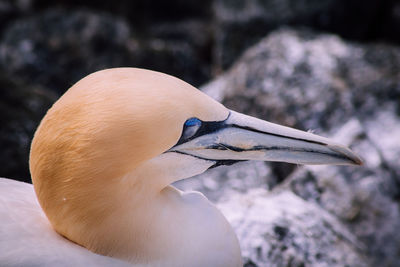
<box><xmin>29</xmin><ymin>68</ymin><xmax>227</xmax><ymax>243</ymax></box>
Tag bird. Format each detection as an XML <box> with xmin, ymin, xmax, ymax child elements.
<box><xmin>0</xmin><ymin>68</ymin><xmax>362</xmax><ymax>267</ymax></box>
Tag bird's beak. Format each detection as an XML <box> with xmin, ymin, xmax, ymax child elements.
<box><xmin>169</xmin><ymin>110</ymin><xmax>362</xmax><ymax>167</ymax></box>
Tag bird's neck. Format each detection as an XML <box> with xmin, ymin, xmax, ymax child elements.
<box><xmin>47</xmin><ymin>153</ymin><xmax>243</xmax><ymax>265</ymax></box>
<box><xmin>97</xmin><ymin>184</ymin><xmax>242</xmax><ymax>266</ymax></box>
<box><xmin>59</xmin><ymin>181</ymin><xmax>241</xmax><ymax>266</ymax></box>
<box><xmin>49</xmin><ymin>171</ymin><xmax>173</xmax><ymax>263</ymax></box>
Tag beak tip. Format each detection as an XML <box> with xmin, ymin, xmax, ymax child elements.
<box><xmin>350</xmin><ymin>155</ymin><xmax>363</xmax><ymax>166</ymax></box>
<box><xmin>328</xmin><ymin>144</ymin><xmax>363</xmax><ymax>166</ymax></box>
<box><xmin>353</xmin><ymin>156</ymin><xmax>364</xmax><ymax>166</ymax></box>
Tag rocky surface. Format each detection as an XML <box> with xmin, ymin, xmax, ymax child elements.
<box><xmin>0</xmin><ymin>75</ymin><xmax>55</xmax><ymax>182</ymax></box>
<box><xmin>0</xmin><ymin>9</ymin><xmax>134</xmax><ymax>94</ymax></box>
<box><xmin>218</xmin><ymin>190</ymin><xmax>367</xmax><ymax>267</ymax></box>
<box><xmin>1</xmin><ymin>1</ymin><xmax>400</xmax><ymax>266</ymax></box>
<box><xmin>213</xmin><ymin>0</ymin><xmax>335</xmax><ymax>69</ymax></box>
<box><xmin>1</xmin><ymin>1</ymin><xmax>400</xmax><ymax>182</ymax></box>
<box><xmin>176</xmin><ymin>29</ymin><xmax>400</xmax><ymax>266</ymax></box>
<box><xmin>212</xmin><ymin>0</ymin><xmax>398</xmax><ymax>70</ymax></box>
<box><xmin>0</xmin><ymin>8</ymin><xmax>211</xmax><ymax>94</ymax></box>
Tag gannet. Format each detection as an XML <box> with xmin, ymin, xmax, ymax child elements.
<box><xmin>0</xmin><ymin>68</ymin><xmax>362</xmax><ymax>267</ymax></box>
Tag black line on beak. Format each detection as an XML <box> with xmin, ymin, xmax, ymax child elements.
<box><xmin>209</xmin><ymin>160</ymin><xmax>242</xmax><ymax>169</ymax></box>
<box><xmin>169</xmin><ymin>150</ymin><xmax>243</xmax><ymax>169</ymax></box>
<box><xmin>218</xmin><ymin>143</ymin><xmax>353</xmax><ymax>162</ymax></box>
<box><xmin>171</xmin><ymin>111</ymin><xmax>328</xmax><ymax>151</ymax></box>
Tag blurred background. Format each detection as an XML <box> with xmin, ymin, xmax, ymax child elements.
<box><xmin>1</xmin><ymin>0</ymin><xmax>400</xmax><ymax>266</ymax></box>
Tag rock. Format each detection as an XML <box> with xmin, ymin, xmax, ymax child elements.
<box><xmin>0</xmin><ymin>74</ymin><xmax>56</xmax><ymax>183</ymax></box>
<box><xmin>381</xmin><ymin>0</ymin><xmax>400</xmax><ymax>44</ymax></box>
<box><xmin>175</xmin><ymin>28</ymin><xmax>400</xmax><ymax>266</ymax></box>
<box><xmin>212</xmin><ymin>0</ymin><xmax>399</xmax><ymax>70</ymax></box>
<box><xmin>0</xmin><ymin>9</ymin><xmax>135</xmax><ymax>94</ymax></box>
<box><xmin>175</xmin><ymin>161</ymin><xmax>273</xmax><ymax>202</ymax></box>
<box><xmin>203</xmin><ymin>28</ymin><xmax>400</xmax><ymax>133</ymax></box>
<box><xmin>31</xmin><ymin>0</ymin><xmax>212</xmax><ymax>24</ymax></box>
<box><xmin>213</xmin><ymin>0</ymin><xmax>334</xmax><ymax>70</ymax></box>
<box><xmin>0</xmin><ymin>0</ymin><xmax>33</xmax><ymax>32</ymax></box>
<box><xmin>286</xmin><ymin>111</ymin><xmax>400</xmax><ymax>266</ymax></box>
<box><xmin>144</xmin><ymin>19</ymin><xmax>213</xmax><ymax>86</ymax></box>
<box><xmin>0</xmin><ymin>8</ymin><xmax>211</xmax><ymax>96</ymax></box>
<box><xmin>218</xmin><ymin>189</ymin><xmax>368</xmax><ymax>267</ymax></box>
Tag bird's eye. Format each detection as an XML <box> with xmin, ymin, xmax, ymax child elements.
<box><xmin>182</xmin><ymin>118</ymin><xmax>202</xmax><ymax>140</ymax></box>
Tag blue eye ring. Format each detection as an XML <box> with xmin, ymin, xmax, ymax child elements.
<box><xmin>182</xmin><ymin>118</ymin><xmax>202</xmax><ymax>140</ymax></box>
<box><xmin>184</xmin><ymin>118</ymin><xmax>202</xmax><ymax>127</ymax></box>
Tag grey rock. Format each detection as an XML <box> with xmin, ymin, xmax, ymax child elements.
<box><xmin>0</xmin><ymin>75</ymin><xmax>56</xmax><ymax>183</ymax></box>
<box><xmin>175</xmin><ymin>161</ymin><xmax>273</xmax><ymax>203</ymax></box>
<box><xmin>29</xmin><ymin>0</ymin><xmax>212</xmax><ymax>24</ymax></box>
<box><xmin>218</xmin><ymin>190</ymin><xmax>368</xmax><ymax>267</ymax></box>
<box><xmin>0</xmin><ymin>0</ymin><xmax>33</xmax><ymax>31</ymax></box>
<box><xmin>0</xmin><ymin>8</ymin><xmax>210</xmax><ymax>96</ymax></box>
<box><xmin>212</xmin><ymin>0</ymin><xmax>398</xmax><ymax>70</ymax></box>
<box><xmin>205</xmin><ymin>29</ymin><xmax>400</xmax><ymax>131</ymax></box>
<box><xmin>145</xmin><ymin>19</ymin><xmax>213</xmax><ymax>86</ymax></box>
<box><xmin>176</xmin><ymin>28</ymin><xmax>400</xmax><ymax>266</ymax></box>
<box><xmin>213</xmin><ymin>0</ymin><xmax>334</xmax><ymax>69</ymax></box>
<box><xmin>286</xmin><ymin>111</ymin><xmax>400</xmax><ymax>266</ymax></box>
<box><xmin>0</xmin><ymin>9</ymin><xmax>134</xmax><ymax>94</ymax></box>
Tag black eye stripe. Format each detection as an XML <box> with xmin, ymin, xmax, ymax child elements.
<box><xmin>174</xmin><ymin>116</ymin><xmax>230</xmax><ymax>146</ymax></box>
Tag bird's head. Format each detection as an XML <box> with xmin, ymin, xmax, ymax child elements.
<box><xmin>29</xmin><ymin>68</ymin><xmax>361</xmax><ymax>256</ymax></box>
